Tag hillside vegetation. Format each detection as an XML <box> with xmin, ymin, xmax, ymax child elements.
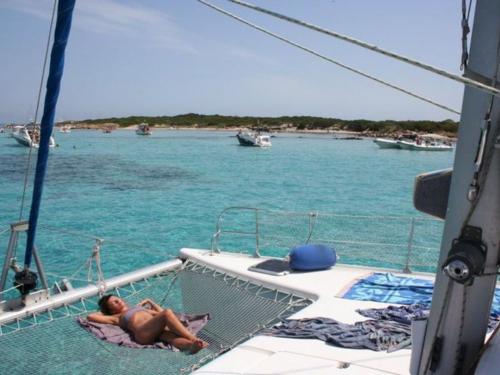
<box><xmin>77</xmin><ymin>114</ymin><xmax>458</xmax><ymax>135</ymax></box>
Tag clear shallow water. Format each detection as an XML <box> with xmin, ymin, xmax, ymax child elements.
<box><xmin>0</xmin><ymin>130</ymin><xmax>453</xmax><ymax>280</ymax></box>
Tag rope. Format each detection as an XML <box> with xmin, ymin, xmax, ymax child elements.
<box><xmin>461</xmin><ymin>37</ymin><xmax>500</xmax><ymax>229</ymax></box>
<box><xmin>0</xmin><ymin>284</ymin><xmax>23</xmax><ymax>298</ymax></box>
<box><xmin>422</xmin><ymin>281</ymin><xmax>454</xmax><ymax>374</ymax></box>
<box><xmin>18</xmin><ymin>0</ymin><xmax>58</xmax><ymax>221</ymax></box>
<box><xmin>159</xmin><ymin>268</ymin><xmax>182</xmax><ymax>305</ymax></box>
<box><xmin>223</xmin><ymin>0</ymin><xmax>500</xmax><ymax>98</ymax></box>
<box><xmin>454</xmin><ymin>285</ymin><xmax>468</xmax><ymax>373</ymax></box>
<box><xmin>198</xmin><ymin>0</ymin><xmax>461</xmax><ymax>115</ymax></box>
<box><xmin>39</xmin><ymin>224</ymin><xmax>103</xmax><ymax>241</ymax></box>
<box><xmin>44</xmin><ymin>272</ymin><xmax>93</xmax><ymax>285</ymax></box>
<box><xmin>87</xmin><ymin>239</ymin><xmax>106</xmax><ymax>294</ymax></box>
<box><xmin>460</xmin><ymin>0</ymin><xmax>473</xmax><ymax>70</ymax></box>
<box><xmin>50</xmin><ymin>239</ymin><xmax>107</xmax><ymax>290</ymax></box>
<box><xmin>304</xmin><ymin>212</ymin><xmax>317</xmax><ymax>244</ymax></box>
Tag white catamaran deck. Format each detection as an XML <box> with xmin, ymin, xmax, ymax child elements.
<box><xmin>181</xmin><ymin>248</ymin><xmax>435</xmax><ymax>375</ymax></box>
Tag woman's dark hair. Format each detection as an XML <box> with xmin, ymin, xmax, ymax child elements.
<box><xmin>98</xmin><ymin>294</ymin><xmax>114</xmax><ymax>315</ymax></box>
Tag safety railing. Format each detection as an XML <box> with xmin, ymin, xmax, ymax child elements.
<box><xmin>0</xmin><ymin>222</ymin><xmax>178</xmax><ymax>304</ymax></box>
<box><xmin>211</xmin><ymin>207</ymin><xmax>443</xmax><ymax>273</ymax></box>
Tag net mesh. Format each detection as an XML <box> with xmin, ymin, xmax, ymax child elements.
<box><xmin>0</xmin><ymin>261</ymin><xmax>311</xmax><ymax>375</ymax></box>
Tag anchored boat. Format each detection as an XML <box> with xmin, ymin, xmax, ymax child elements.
<box><xmin>136</xmin><ymin>123</ymin><xmax>152</xmax><ymax>136</ymax></box>
<box><xmin>374</xmin><ymin>134</ymin><xmax>453</xmax><ymax>151</ymax></box>
<box><xmin>12</xmin><ymin>124</ymin><xmax>56</xmax><ymax>148</ymax></box>
<box><xmin>397</xmin><ymin>140</ymin><xmax>453</xmax><ymax>151</ymax></box>
<box><xmin>236</xmin><ymin>131</ymin><xmax>272</xmax><ymax>147</ymax></box>
<box><xmin>398</xmin><ymin>134</ymin><xmax>453</xmax><ymax>151</ymax></box>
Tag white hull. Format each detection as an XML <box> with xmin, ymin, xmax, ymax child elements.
<box><xmin>397</xmin><ymin>140</ymin><xmax>453</xmax><ymax>151</ymax></box>
<box><xmin>183</xmin><ymin>248</ymin><xmax>425</xmax><ymax>375</ymax></box>
<box><xmin>373</xmin><ymin>138</ymin><xmax>401</xmax><ymax>149</ymax></box>
<box><xmin>12</xmin><ymin>129</ymin><xmax>55</xmax><ymax>148</ymax></box>
<box><xmin>12</xmin><ymin>132</ymin><xmax>33</xmax><ymax>147</ymax></box>
<box><xmin>237</xmin><ymin>132</ymin><xmax>272</xmax><ymax>147</ymax></box>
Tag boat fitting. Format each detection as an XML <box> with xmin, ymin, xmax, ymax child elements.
<box><xmin>14</xmin><ymin>269</ymin><xmax>38</xmax><ymax>296</ymax></box>
<box><xmin>442</xmin><ymin>226</ymin><xmax>486</xmax><ymax>285</ymax></box>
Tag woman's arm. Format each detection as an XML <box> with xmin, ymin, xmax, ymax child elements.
<box><xmin>87</xmin><ymin>312</ymin><xmax>119</xmax><ymax>325</ymax></box>
<box><xmin>139</xmin><ymin>298</ymin><xmax>163</xmax><ymax>312</ymax></box>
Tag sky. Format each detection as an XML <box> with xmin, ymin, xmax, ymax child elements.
<box><xmin>0</xmin><ymin>0</ymin><xmax>472</xmax><ymax>123</ymax></box>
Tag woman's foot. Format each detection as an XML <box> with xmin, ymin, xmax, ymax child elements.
<box><xmin>189</xmin><ymin>338</ymin><xmax>209</xmax><ymax>354</ymax></box>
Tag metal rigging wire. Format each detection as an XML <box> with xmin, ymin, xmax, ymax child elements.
<box><xmin>18</xmin><ymin>0</ymin><xmax>58</xmax><ymax>221</ymax></box>
<box><xmin>223</xmin><ymin>0</ymin><xmax>499</xmax><ymax>98</ymax></box>
<box><xmin>197</xmin><ymin>0</ymin><xmax>461</xmax><ymax>115</ymax></box>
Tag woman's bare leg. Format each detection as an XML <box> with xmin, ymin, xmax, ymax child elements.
<box><xmin>133</xmin><ymin>309</ymin><xmax>206</xmax><ymax>345</ymax></box>
<box><xmin>159</xmin><ymin>331</ymin><xmax>207</xmax><ymax>354</ymax></box>
<box><xmin>132</xmin><ymin>312</ymin><xmax>170</xmax><ymax>344</ymax></box>
<box><xmin>161</xmin><ymin>309</ymin><xmax>199</xmax><ymax>341</ymax></box>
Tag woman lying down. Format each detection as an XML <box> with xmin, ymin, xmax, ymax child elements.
<box><xmin>87</xmin><ymin>295</ymin><xmax>209</xmax><ymax>354</ymax></box>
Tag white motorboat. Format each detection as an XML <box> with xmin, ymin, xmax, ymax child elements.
<box><xmin>12</xmin><ymin>125</ymin><xmax>55</xmax><ymax>148</ymax></box>
<box><xmin>373</xmin><ymin>138</ymin><xmax>401</xmax><ymax>149</ymax></box>
<box><xmin>236</xmin><ymin>131</ymin><xmax>272</xmax><ymax>147</ymax></box>
<box><xmin>375</xmin><ymin>135</ymin><xmax>453</xmax><ymax>151</ymax></box>
<box><xmin>136</xmin><ymin>123</ymin><xmax>152</xmax><ymax>135</ymax></box>
<box><xmin>397</xmin><ymin>139</ymin><xmax>453</xmax><ymax>151</ymax></box>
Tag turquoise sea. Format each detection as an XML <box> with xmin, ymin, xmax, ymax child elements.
<box><xmin>0</xmin><ymin>130</ymin><xmax>454</xmax><ymax>283</ymax></box>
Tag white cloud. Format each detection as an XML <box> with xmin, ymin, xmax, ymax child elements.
<box><xmin>0</xmin><ymin>0</ymin><xmax>197</xmax><ymax>53</ymax></box>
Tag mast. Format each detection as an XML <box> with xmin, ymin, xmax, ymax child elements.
<box><xmin>24</xmin><ymin>0</ymin><xmax>76</xmax><ymax>269</ymax></box>
<box><xmin>417</xmin><ymin>0</ymin><xmax>500</xmax><ymax>374</ymax></box>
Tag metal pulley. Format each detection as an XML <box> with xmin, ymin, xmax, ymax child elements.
<box><xmin>442</xmin><ymin>226</ymin><xmax>486</xmax><ymax>285</ymax></box>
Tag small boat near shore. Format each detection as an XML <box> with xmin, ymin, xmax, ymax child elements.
<box><xmin>12</xmin><ymin>124</ymin><xmax>55</xmax><ymax>148</ymax></box>
<box><xmin>236</xmin><ymin>131</ymin><xmax>272</xmax><ymax>147</ymax></box>
<box><xmin>398</xmin><ymin>133</ymin><xmax>453</xmax><ymax>151</ymax></box>
<box><xmin>397</xmin><ymin>140</ymin><xmax>453</xmax><ymax>151</ymax></box>
<box><xmin>374</xmin><ymin>134</ymin><xmax>453</xmax><ymax>151</ymax></box>
<box><xmin>136</xmin><ymin>123</ymin><xmax>152</xmax><ymax>135</ymax></box>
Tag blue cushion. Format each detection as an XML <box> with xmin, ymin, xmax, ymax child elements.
<box><xmin>289</xmin><ymin>244</ymin><xmax>337</xmax><ymax>271</ymax></box>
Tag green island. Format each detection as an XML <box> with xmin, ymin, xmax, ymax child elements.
<box><xmin>67</xmin><ymin>114</ymin><xmax>458</xmax><ymax>137</ymax></box>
